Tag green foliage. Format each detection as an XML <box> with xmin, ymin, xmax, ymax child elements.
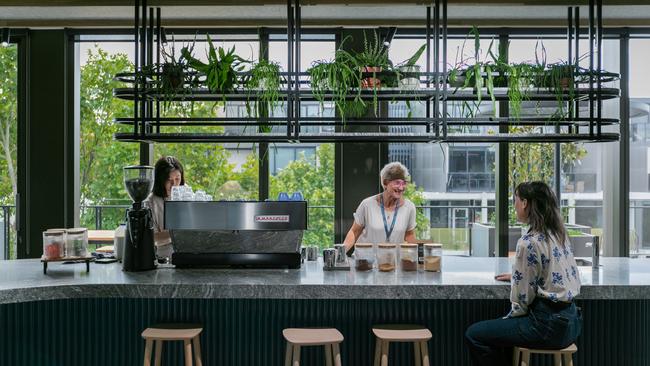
<box><xmin>403</xmin><ymin>181</ymin><xmax>430</xmax><ymax>240</ymax></box>
<box><xmin>182</xmin><ymin>36</ymin><xmax>248</xmax><ymax>95</ymax></box>
<box><xmin>0</xmin><ymin>44</ymin><xmax>18</xmax><ymax>258</ymax></box>
<box><xmin>270</xmin><ymin>144</ymin><xmax>335</xmax><ymax>247</ymax></box>
<box><xmin>0</xmin><ymin>44</ymin><xmax>18</xmax><ymax>206</ymax></box>
<box><xmin>355</xmin><ymin>30</ymin><xmax>390</xmax><ymax>68</ymax></box>
<box><xmin>243</xmin><ymin>59</ymin><xmax>283</xmax><ymax>132</ymax></box>
<box><xmin>308</xmin><ymin>36</ymin><xmax>365</xmax><ymax>120</ymax></box>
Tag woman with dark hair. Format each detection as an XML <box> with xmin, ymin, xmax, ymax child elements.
<box><xmin>144</xmin><ymin>156</ymin><xmax>185</xmax><ymax>259</ymax></box>
<box><xmin>465</xmin><ymin>181</ymin><xmax>582</xmax><ymax>366</ymax></box>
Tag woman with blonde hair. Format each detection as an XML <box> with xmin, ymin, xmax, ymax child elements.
<box><xmin>343</xmin><ymin>162</ymin><xmax>417</xmax><ymax>253</ymax></box>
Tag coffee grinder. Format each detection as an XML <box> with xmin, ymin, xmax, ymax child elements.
<box><xmin>122</xmin><ymin>165</ymin><xmax>156</xmax><ymax>271</ymax></box>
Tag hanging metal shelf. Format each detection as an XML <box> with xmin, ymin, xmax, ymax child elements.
<box><xmin>116</xmin><ymin>0</ymin><xmax>618</xmax><ymax>144</ymax></box>
<box><xmin>114</xmin><ymin>131</ymin><xmax>619</xmax><ymax>144</ymax></box>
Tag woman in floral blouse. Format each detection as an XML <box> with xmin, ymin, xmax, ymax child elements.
<box><xmin>464</xmin><ymin>181</ymin><xmax>582</xmax><ymax>366</ymax></box>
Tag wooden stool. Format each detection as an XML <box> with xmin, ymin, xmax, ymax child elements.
<box><xmin>513</xmin><ymin>343</ymin><xmax>577</xmax><ymax>366</ymax></box>
<box><xmin>141</xmin><ymin>323</ymin><xmax>203</xmax><ymax>366</ymax></box>
<box><xmin>372</xmin><ymin>324</ymin><xmax>432</xmax><ymax>366</ymax></box>
<box><xmin>283</xmin><ymin>328</ymin><xmax>344</xmax><ymax>366</ymax></box>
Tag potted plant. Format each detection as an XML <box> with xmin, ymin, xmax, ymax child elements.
<box><xmin>243</xmin><ymin>59</ymin><xmax>283</xmax><ymax>133</ymax></box>
<box><xmin>396</xmin><ymin>44</ymin><xmax>426</xmax><ymax>90</ymax></box>
<box><xmin>149</xmin><ymin>35</ymin><xmax>196</xmax><ymax>111</ymax></box>
<box><xmin>182</xmin><ymin>35</ymin><xmax>248</xmax><ymax>101</ymax></box>
<box><xmin>308</xmin><ymin>36</ymin><xmax>365</xmax><ymax>120</ymax></box>
<box><xmin>355</xmin><ymin>30</ymin><xmax>391</xmax><ymax>90</ymax></box>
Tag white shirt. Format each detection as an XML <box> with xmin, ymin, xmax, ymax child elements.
<box><xmin>353</xmin><ymin>195</ymin><xmax>417</xmax><ymax>244</ymax></box>
<box><xmin>507</xmin><ymin>231</ymin><xmax>582</xmax><ymax>317</ymax></box>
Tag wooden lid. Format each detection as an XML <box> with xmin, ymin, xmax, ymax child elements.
<box><xmin>378</xmin><ymin>243</ymin><xmax>396</xmax><ymax>248</ymax></box>
<box><xmin>355</xmin><ymin>243</ymin><xmax>372</xmax><ymax>248</ymax></box>
<box><xmin>424</xmin><ymin>243</ymin><xmax>443</xmax><ymax>248</ymax></box>
<box><xmin>67</xmin><ymin>227</ymin><xmax>87</xmax><ymax>234</ymax></box>
<box><xmin>400</xmin><ymin>243</ymin><xmax>417</xmax><ymax>248</ymax></box>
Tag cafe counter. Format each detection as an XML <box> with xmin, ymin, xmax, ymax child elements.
<box><xmin>0</xmin><ymin>257</ymin><xmax>648</xmax><ymax>365</ymax></box>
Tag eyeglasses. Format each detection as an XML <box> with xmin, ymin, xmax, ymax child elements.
<box><xmin>389</xmin><ymin>179</ymin><xmax>409</xmax><ymax>187</ymax></box>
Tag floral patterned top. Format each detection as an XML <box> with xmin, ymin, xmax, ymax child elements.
<box><xmin>507</xmin><ymin>231</ymin><xmax>581</xmax><ymax>317</ymax></box>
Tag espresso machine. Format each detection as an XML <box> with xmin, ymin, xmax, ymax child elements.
<box><xmin>122</xmin><ymin>165</ymin><xmax>156</xmax><ymax>272</ymax></box>
<box><xmin>165</xmin><ymin>201</ymin><xmax>307</xmax><ymax>268</ymax></box>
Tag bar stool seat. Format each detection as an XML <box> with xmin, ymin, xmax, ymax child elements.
<box><xmin>513</xmin><ymin>343</ymin><xmax>577</xmax><ymax>366</ymax></box>
<box><xmin>372</xmin><ymin>324</ymin><xmax>432</xmax><ymax>366</ymax></box>
<box><xmin>283</xmin><ymin>328</ymin><xmax>344</xmax><ymax>366</ymax></box>
<box><xmin>142</xmin><ymin>323</ymin><xmax>203</xmax><ymax>366</ymax></box>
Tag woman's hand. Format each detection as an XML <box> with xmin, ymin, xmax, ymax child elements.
<box><xmin>494</xmin><ymin>273</ymin><xmax>512</xmax><ymax>282</ymax></box>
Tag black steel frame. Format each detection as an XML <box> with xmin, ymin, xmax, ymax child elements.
<box><xmin>113</xmin><ymin>0</ymin><xmax>619</xmax><ymax>145</ymax></box>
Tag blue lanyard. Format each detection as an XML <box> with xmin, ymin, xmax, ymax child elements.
<box><xmin>380</xmin><ymin>194</ymin><xmax>399</xmax><ymax>241</ymax></box>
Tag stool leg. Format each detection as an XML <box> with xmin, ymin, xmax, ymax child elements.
<box><xmin>183</xmin><ymin>339</ymin><xmax>193</xmax><ymax>366</ymax></box>
<box><xmin>554</xmin><ymin>353</ymin><xmax>562</xmax><ymax>366</ymax></box>
<box><xmin>143</xmin><ymin>339</ymin><xmax>153</xmax><ymax>366</ymax></box>
<box><xmin>380</xmin><ymin>340</ymin><xmax>389</xmax><ymax>366</ymax></box>
<box><xmin>154</xmin><ymin>340</ymin><xmax>163</xmax><ymax>366</ymax></box>
<box><xmin>325</xmin><ymin>344</ymin><xmax>333</xmax><ymax>366</ymax></box>
<box><xmin>332</xmin><ymin>343</ymin><xmax>342</xmax><ymax>366</ymax></box>
<box><xmin>563</xmin><ymin>353</ymin><xmax>574</xmax><ymax>366</ymax></box>
<box><xmin>521</xmin><ymin>350</ymin><xmax>530</xmax><ymax>366</ymax></box>
<box><xmin>193</xmin><ymin>336</ymin><xmax>203</xmax><ymax>366</ymax></box>
<box><xmin>420</xmin><ymin>341</ymin><xmax>429</xmax><ymax>366</ymax></box>
<box><xmin>373</xmin><ymin>338</ymin><xmax>381</xmax><ymax>366</ymax></box>
<box><xmin>284</xmin><ymin>342</ymin><xmax>292</xmax><ymax>366</ymax></box>
<box><xmin>513</xmin><ymin>347</ymin><xmax>520</xmax><ymax>366</ymax></box>
<box><xmin>292</xmin><ymin>345</ymin><xmax>301</xmax><ymax>366</ymax></box>
<box><xmin>414</xmin><ymin>342</ymin><xmax>421</xmax><ymax>366</ymax></box>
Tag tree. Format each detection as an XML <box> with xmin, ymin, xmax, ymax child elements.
<box><xmin>270</xmin><ymin>144</ymin><xmax>335</xmax><ymax>247</ymax></box>
<box><xmin>508</xmin><ymin>126</ymin><xmax>586</xmax><ymax>191</ymax></box>
<box><xmin>0</xmin><ymin>44</ymin><xmax>18</xmax><ymax>259</ymax></box>
<box><xmin>0</xmin><ymin>45</ymin><xmax>17</xmax><ymax>206</ymax></box>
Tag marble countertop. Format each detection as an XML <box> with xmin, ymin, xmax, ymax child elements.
<box><xmin>0</xmin><ymin>257</ymin><xmax>648</xmax><ymax>304</ymax></box>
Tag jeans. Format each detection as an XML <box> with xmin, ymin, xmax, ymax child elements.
<box><xmin>464</xmin><ymin>299</ymin><xmax>582</xmax><ymax>366</ymax></box>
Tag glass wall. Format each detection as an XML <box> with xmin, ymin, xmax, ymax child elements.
<box><xmin>629</xmin><ymin>38</ymin><xmax>650</xmax><ymax>255</ymax></box>
<box><xmin>269</xmin><ymin>36</ymin><xmax>335</xmax><ymax>247</ymax></box>
<box><xmin>0</xmin><ymin>42</ymin><xmax>18</xmax><ymax>259</ymax></box>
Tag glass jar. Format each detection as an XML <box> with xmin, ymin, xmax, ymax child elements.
<box><xmin>424</xmin><ymin>243</ymin><xmax>443</xmax><ymax>272</ymax></box>
<box><xmin>377</xmin><ymin>243</ymin><xmax>396</xmax><ymax>272</ymax></box>
<box><xmin>354</xmin><ymin>243</ymin><xmax>374</xmax><ymax>271</ymax></box>
<box><xmin>42</xmin><ymin>229</ymin><xmax>66</xmax><ymax>259</ymax></box>
<box><xmin>66</xmin><ymin>228</ymin><xmax>88</xmax><ymax>257</ymax></box>
<box><xmin>400</xmin><ymin>243</ymin><xmax>419</xmax><ymax>271</ymax></box>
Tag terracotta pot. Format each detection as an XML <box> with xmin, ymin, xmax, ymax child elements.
<box><xmin>361</xmin><ymin>66</ymin><xmax>382</xmax><ymax>89</ymax></box>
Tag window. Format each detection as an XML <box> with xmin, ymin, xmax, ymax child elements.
<box><xmin>0</xmin><ymin>42</ymin><xmax>17</xmax><ymax>259</ymax></box>
<box><xmin>269</xmin><ymin>35</ymin><xmax>335</xmax><ymax>247</ymax></box>
<box><xmin>630</xmin><ymin>39</ymin><xmax>650</xmax><ymax>254</ymax></box>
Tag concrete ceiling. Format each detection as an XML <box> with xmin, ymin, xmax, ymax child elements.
<box><xmin>1</xmin><ymin>2</ymin><xmax>650</xmax><ymax>27</ymax></box>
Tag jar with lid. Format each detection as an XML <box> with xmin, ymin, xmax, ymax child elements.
<box><xmin>66</xmin><ymin>228</ymin><xmax>89</xmax><ymax>257</ymax></box>
<box><xmin>400</xmin><ymin>243</ymin><xmax>418</xmax><ymax>271</ymax></box>
<box><xmin>42</xmin><ymin>229</ymin><xmax>66</xmax><ymax>259</ymax></box>
<box><xmin>423</xmin><ymin>243</ymin><xmax>443</xmax><ymax>272</ymax></box>
<box><xmin>354</xmin><ymin>243</ymin><xmax>374</xmax><ymax>271</ymax></box>
<box><xmin>377</xmin><ymin>243</ymin><xmax>396</xmax><ymax>272</ymax></box>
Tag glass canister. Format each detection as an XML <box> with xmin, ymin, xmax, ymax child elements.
<box><xmin>42</xmin><ymin>229</ymin><xmax>66</xmax><ymax>259</ymax></box>
<box><xmin>354</xmin><ymin>243</ymin><xmax>374</xmax><ymax>271</ymax></box>
<box><xmin>424</xmin><ymin>243</ymin><xmax>443</xmax><ymax>272</ymax></box>
<box><xmin>377</xmin><ymin>243</ymin><xmax>396</xmax><ymax>272</ymax></box>
<box><xmin>66</xmin><ymin>228</ymin><xmax>89</xmax><ymax>257</ymax></box>
<box><xmin>400</xmin><ymin>243</ymin><xmax>419</xmax><ymax>271</ymax></box>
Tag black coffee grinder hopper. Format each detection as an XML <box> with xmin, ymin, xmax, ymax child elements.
<box><xmin>122</xmin><ymin>165</ymin><xmax>156</xmax><ymax>271</ymax></box>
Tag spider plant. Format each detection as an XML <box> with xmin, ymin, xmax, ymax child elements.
<box><xmin>243</xmin><ymin>59</ymin><xmax>283</xmax><ymax>133</ymax></box>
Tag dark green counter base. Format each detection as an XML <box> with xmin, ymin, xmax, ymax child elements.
<box><xmin>1</xmin><ymin>298</ymin><xmax>648</xmax><ymax>365</ymax></box>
